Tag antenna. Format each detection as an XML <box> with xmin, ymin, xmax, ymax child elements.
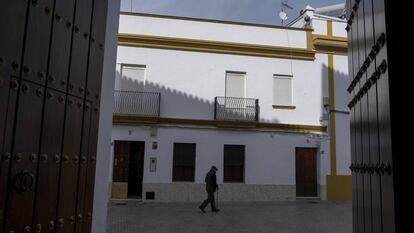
<box><xmin>279</xmin><ymin>0</ymin><xmax>294</xmax><ymax>25</ymax></box>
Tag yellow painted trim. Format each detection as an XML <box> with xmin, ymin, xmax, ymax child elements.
<box><xmin>272</xmin><ymin>105</ymin><xmax>296</xmax><ymax>110</ymax></box>
<box><xmin>327</xmin><ymin>21</ymin><xmax>333</xmax><ymax>36</ymax></box>
<box><xmin>120</xmin><ymin>11</ymin><xmax>313</xmax><ymax>32</ymax></box>
<box><xmin>112</xmin><ymin>115</ymin><xmax>326</xmax><ymax>133</ymax></box>
<box><xmin>327</xmin><ymin>175</ymin><xmax>352</xmax><ymax>200</ymax></box>
<box><xmin>306</xmin><ymin>30</ymin><xmax>314</xmax><ymax>50</ymax></box>
<box><xmin>312</xmin><ymin>34</ymin><xmax>347</xmax><ymax>54</ymax></box>
<box><xmin>118</xmin><ymin>33</ymin><xmax>316</xmax><ymax>60</ymax></box>
<box><xmin>328</xmin><ymin>54</ymin><xmax>337</xmax><ymax>176</ymax></box>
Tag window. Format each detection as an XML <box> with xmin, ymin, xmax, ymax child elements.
<box><xmin>225</xmin><ymin>71</ymin><xmax>246</xmax><ymax>98</ymax></box>
<box><xmin>172</xmin><ymin>143</ymin><xmax>196</xmax><ymax>182</ymax></box>
<box><xmin>273</xmin><ymin>74</ymin><xmax>293</xmax><ymax>105</ymax></box>
<box><xmin>223</xmin><ymin>145</ymin><xmax>245</xmax><ymax>183</ymax></box>
<box><xmin>120</xmin><ymin>64</ymin><xmax>146</xmax><ymax>91</ymax></box>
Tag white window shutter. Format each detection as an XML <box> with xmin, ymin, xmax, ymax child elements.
<box><xmin>273</xmin><ymin>75</ymin><xmax>292</xmax><ymax>105</ymax></box>
<box><xmin>226</xmin><ymin>72</ymin><xmax>246</xmax><ymax>98</ymax></box>
<box><xmin>121</xmin><ymin>65</ymin><xmax>146</xmax><ymax>91</ymax></box>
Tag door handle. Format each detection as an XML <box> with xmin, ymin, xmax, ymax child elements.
<box><xmin>13</xmin><ymin>170</ymin><xmax>35</xmax><ymax>193</ymax></box>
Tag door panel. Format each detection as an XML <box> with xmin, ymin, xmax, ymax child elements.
<box><xmin>295</xmin><ymin>148</ymin><xmax>317</xmax><ymax>197</ymax></box>
<box><xmin>0</xmin><ymin>1</ymin><xmax>29</xmax><ymax>77</ymax></box>
<box><xmin>68</xmin><ymin>0</ymin><xmax>94</xmax><ymax>98</ymax></box>
<box><xmin>348</xmin><ymin>0</ymin><xmax>399</xmax><ymax>232</ymax></box>
<box><xmin>0</xmin><ymin>1</ymin><xmax>108</xmax><ymax>232</ymax></box>
<box><xmin>32</xmin><ymin>88</ymin><xmax>66</xmax><ymax>233</ymax></box>
<box><xmin>86</xmin><ymin>0</ymin><xmax>108</xmax><ymax>101</ymax></box>
<box><xmin>22</xmin><ymin>0</ymin><xmax>54</xmax><ymax>85</ymax></box>
<box><xmin>128</xmin><ymin>142</ymin><xmax>145</xmax><ymax>197</ymax></box>
<box><xmin>82</xmin><ymin>104</ymin><xmax>100</xmax><ymax>233</ymax></box>
<box><xmin>3</xmin><ymin>81</ymin><xmax>44</xmax><ymax>233</ymax></box>
<box><xmin>75</xmin><ymin>101</ymin><xmax>92</xmax><ymax>233</ymax></box>
<box><xmin>47</xmin><ymin>0</ymin><xmax>76</xmax><ymax>92</ymax></box>
<box><xmin>56</xmin><ymin>96</ymin><xmax>84</xmax><ymax>233</ymax></box>
<box><xmin>113</xmin><ymin>141</ymin><xmax>130</xmax><ymax>182</ymax></box>
<box><xmin>0</xmin><ymin>77</ymin><xmax>19</xmax><ymax>230</ymax></box>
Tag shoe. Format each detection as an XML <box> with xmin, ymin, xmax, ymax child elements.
<box><xmin>212</xmin><ymin>209</ymin><xmax>220</xmax><ymax>212</ymax></box>
<box><xmin>199</xmin><ymin>206</ymin><xmax>206</xmax><ymax>213</ymax></box>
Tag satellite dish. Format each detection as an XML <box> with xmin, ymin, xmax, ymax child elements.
<box><xmin>279</xmin><ymin>11</ymin><xmax>288</xmax><ymax>21</ymax></box>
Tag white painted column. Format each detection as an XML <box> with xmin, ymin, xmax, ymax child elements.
<box><xmin>91</xmin><ymin>0</ymin><xmax>120</xmax><ymax>232</ymax></box>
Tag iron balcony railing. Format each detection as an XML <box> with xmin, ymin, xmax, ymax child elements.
<box><xmin>114</xmin><ymin>90</ymin><xmax>161</xmax><ymax>117</ymax></box>
<box><xmin>214</xmin><ymin>96</ymin><xmax>259</xmax><ymax>121</ymax></box>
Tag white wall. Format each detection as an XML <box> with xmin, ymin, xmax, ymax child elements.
<box><xmin>112</xmin><ymin>125</ymin><xmax>327</xmax><ymax>185</ymax></box>
<box><xmin>332</xmin><ymin>21</ymin><xmax>347</xmax><ymax>37</ymax></box>
<box><xmin>116</xmin><ymin>46</ymin><xmax>325</xmax><ymax>125</ymax></box>
<box><xmin>312</xmin><ymin>19</ymin><xmax>327</xmax><ymax>35</ymax></box>
<box><xmin>119</xmin><ymin>15</ymin><xmax>308</xmax><ymax>48</ymax></box>
<box><xmin>92</xmin><ymin>0</ymin><xmax>120</xmax><ymax>232</ymax></box>
<box><xmin>333</xmin><ymin>55</ymin><xmax>351</xmax><ymax>175</ymax></box>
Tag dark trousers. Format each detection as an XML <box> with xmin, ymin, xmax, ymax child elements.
<box><xmin>199</xmin><ymin>191</ymin><xmax>216</xmax><ymax>210</ymax></box>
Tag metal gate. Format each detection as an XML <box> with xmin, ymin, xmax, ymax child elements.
<box><xmin>346</xmin><ymin>0</ymin><xmax>410</xmax><ymax>232</ymax></box>
<box><xmin>0</xmin><ymin>0</ymin><xmax>108</xmax><ymax>232</ymax></box>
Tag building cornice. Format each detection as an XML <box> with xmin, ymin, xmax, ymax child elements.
<box><xmin>113</xmin><ymin>115</ymin><xmax>326</xmax><ymax>133</ymax></box>
<box><xmin>312</xmin><ymin>34</ymin><xmax>348</xmax><ymax>55</ymax></box>
<box><xmin>120</xmin><ymin>11</ymin><xmax>313</xmax><ymax>32</ymax></box>
<box><xmin>118</xmin><ymin>33</ymin><xmax>316</xmax><ymax>60</ymax></box>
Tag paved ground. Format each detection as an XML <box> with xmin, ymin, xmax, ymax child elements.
<box><xmin>107</xmin><ymin>200</ymin><xmax>352</xmax><ymax>233</ymax></box>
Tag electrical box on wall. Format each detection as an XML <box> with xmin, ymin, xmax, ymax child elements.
<box><xmin>152</xmin><ymin>141</ymin><xmax>158</xmax><ymax>150</ymax></box>
<box><xmin>150</xmin><ymin>158</ymin><xmax>157</xmax><ymax>172</ymax></box>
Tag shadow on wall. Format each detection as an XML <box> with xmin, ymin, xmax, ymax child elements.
<box><xmin>115</xmin><ymin>71</ymin><xmax>214</xmax><ymax>119</ymax></box>
<box><xmin>114</xmin><ymin>71</ymin><xmax>283</xmax><ymax>122</ymax></box>
<box><xmin>320</xmin><ymin>63</ymin><xmax>349</xmax><ymax>120</ymax></box>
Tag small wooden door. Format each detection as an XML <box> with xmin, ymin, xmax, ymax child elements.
<box><xmin>295</xmin><ymin>148</ymin><xmax>317</xmax><ymax>197</ymax></box>
<box><xmin>113</xmin><ymin>141</ymin><xmax>130</xmax><ymax>182</ymax></box>
<box><xmin>128</xmin><ymin>142</ymin><xmax>145</xmax><ymax>198</ymax></box>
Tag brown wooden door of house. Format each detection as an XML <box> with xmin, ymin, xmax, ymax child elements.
<box><xmin>0</xmin><ymin>1</ymin><xmax>108</xmax><ymax>232</ymax></box>
<box><xmin>295</xmin><ymin>148</ymin><xmax>317</xmax><ymax>197</ymax></box>
<box><xmin>128</xmin><ymin>142</ymin><xmax>145</xmax><ymax>198</ymax></box>
<box><xmin>113</xmin><ymin>141</ymin><xmax>130</xmax><ymax>182</ymax></box>
<box><xmin>347</xmin><ymin>0</ymin><xmax>410</xmax><ymax>232</ymax></box>
<box><xmin>113</xmin><ymin>141</ymin><xmax>145</xmax><ymax>198</ymax></box>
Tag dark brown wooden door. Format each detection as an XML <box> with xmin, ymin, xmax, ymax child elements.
<box><xmin>295</xmin><ymin>148</ymin><xmax>317</xmax><ymax>197</ymax></box>
<box><xmin>0</xmin><ymin>1</ymin><xmax>108</xmax><ymax>232</ymax></box>
<box><xmin>128</xmin><ymin>142</ymin><xmax>145</xmax><ymax>197</ymax></box>
<box><xmin>346</xmin><ymin>0</ymin><xmax>411</xmax><ymax>232</ymax></box>
<box><xmin>113</xmin><ymin>141</ymin><xmax>130</xmax><ymax>182</ymax></box>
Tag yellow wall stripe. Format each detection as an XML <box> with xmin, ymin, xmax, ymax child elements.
<box><xmin>118</xmin><ymin>33</ymin><xmax>315</xmax><ymax>60</ymax></box>
<box><xmin>113</xmin><ymin>115</ymin><xmax>326</xmax><ymax>133</ymax></box>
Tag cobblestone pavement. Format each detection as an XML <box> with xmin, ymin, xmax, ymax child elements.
<box><xmin>107</xmin><ymin>200</ymin><xmax>352</xmax><ymax>233</ymax></box>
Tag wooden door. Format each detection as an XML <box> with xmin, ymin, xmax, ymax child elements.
<box><xmin>113</xmin><ymin>141</ymin><xmax>130</xmax><ymax>182</ymax></box>
<box><xmin>0</xmin><ymin>1</ymin><xmax>108</xmax><ymax>232</ymax></box>
<box><xmin>295</xmin><ymin>148</ymin><xmax>317</xmax><ymax>197</ymax></box>
<box><xmin>346</xmin><ymin>0</ymin><xmax>410</xmax><ymax>232</ymax></box>
<box><xmin>128</xmin><ymin>142</ymin><xmax>145</xmax><ymax>198</ymax></box>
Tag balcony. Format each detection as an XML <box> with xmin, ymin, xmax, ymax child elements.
<box><xmin>214</xmin><ymin>96</ymin><xmax>259</xmax><ymax>122</ymax></box>
<box><xmin>114</xmin><ymin>90</ymin><xmax>161</xmax><ymax>117</ymax></box>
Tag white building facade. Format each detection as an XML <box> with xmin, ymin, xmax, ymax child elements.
<box><xmin>110</xmin><ymin>5</ymin><xmax>351</xmax><ymax>202</ymax></box>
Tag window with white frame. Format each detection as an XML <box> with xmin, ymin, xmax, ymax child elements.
<box><xmin>120</xmin><ymin>64</ymin><xmax>146</xmax><ymax>91</ymax></box>
<box><xmin>273</xmin><ymin>74</ymin><xmax>293</xmax><ymax>106</ymax></box>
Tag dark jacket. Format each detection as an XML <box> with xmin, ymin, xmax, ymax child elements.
<box><xmin>205</xmin><ymin>171</ymin><xmax>218</xmax><ymax>192</ymax></box>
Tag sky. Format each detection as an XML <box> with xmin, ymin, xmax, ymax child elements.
<box><xmin>120</xmin><ymin>0</ymin><xmax>345</xmax><ymax>26</ymax></box>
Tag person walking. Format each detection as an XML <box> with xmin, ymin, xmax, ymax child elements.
<box><xmin>199</xmin><ymin>166</ymin><xmax>220</xmax><ymax>213</ymax></box>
